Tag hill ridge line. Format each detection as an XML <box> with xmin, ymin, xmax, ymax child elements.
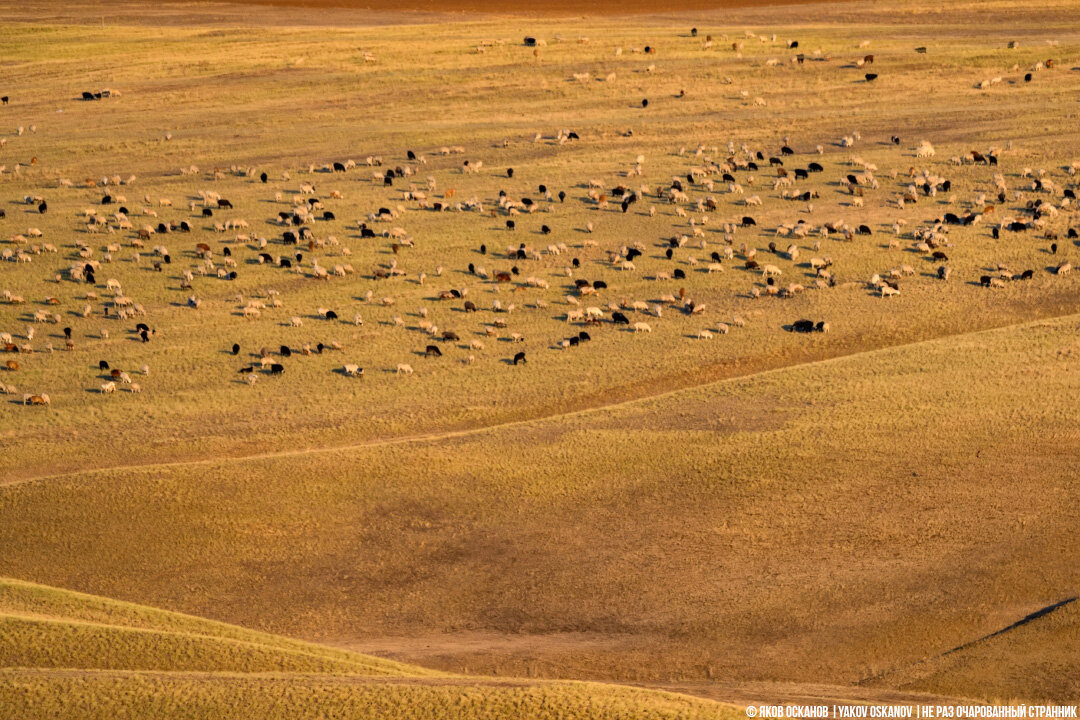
<box><xmin>7</xmin><ymin>309</ymin><xmax>1078</xmax><ymax>489</ymax></box>
<box><xmin>0</xmin><ymin>611</ymin><xmax>420</xmax><ymax>674</ymax></box>
<box><xmin>858</xmin><ymin>595</ymin><xmax>1079</xmax><ymax>687</ymax></box>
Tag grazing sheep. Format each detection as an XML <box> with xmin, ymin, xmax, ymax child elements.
<box><xmin>697</xmin><ymin>329</ymin><xmax>714</xmax><ymax>340</ymax></box>
<box><xmin>101</xmin><ymin>381</ymin><xmax>116</xmax><ymax>394</ymax></box>
<box><xmin>290</xmin><ymin>316</ymin><xmax>303</xmax><ymax>327</ymax></box>
<box><xmin>633</xmin><ymin>322</ymin><xmax>652</xmax><ymax>333</ymax></box>
<box><xmin>881</xmin><ymin>285</ymin><xmax>900</xmax><ymax>298</ymax></box>
<box><xmin>396</xmin><ymin>363</ymin><xmax>414</xmax><ymax>375</ymax></box>
<box><xmin>343</xmin><ymin>364</ymin><xmax>363</xmax><ymax>376</ymax></box>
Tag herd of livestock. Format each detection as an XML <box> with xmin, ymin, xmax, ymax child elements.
<box><xmin>1</xmin><ymin>34</ymin><xmax>1077</xmax><ymax>407</ymax></box>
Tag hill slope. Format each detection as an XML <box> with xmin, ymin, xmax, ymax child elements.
<box><xmin>0</xmin><ymin>579</ymin><xmax>739</xmax><ymax>720</ymax></box>
<box><xmin>872</xmin><ymin>598</ymin><xmax>1080</xmax><ymax>703</ymax></box>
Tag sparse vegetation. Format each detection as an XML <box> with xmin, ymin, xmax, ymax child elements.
<box><xmin>0</xmin><ymin>0</ymin><xmax>1078</xmax><ymax>712</ymax></box>
<box><xmin>0</xmin><ymin>579</ymin><xmax>739</xmax><ymax>719</ymax></box>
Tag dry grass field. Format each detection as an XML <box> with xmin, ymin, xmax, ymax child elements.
<box><xmin>0</xmin><ymin>578</ymin><xmax>740</xmax><ymax>719</ymax></box>
<box><xmin>1</xmin><ymin>0</ymin><xmax>1079</xmax><ymax>714</ymax></box>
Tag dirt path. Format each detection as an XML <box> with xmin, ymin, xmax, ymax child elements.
<box><xmin>641</xmin><ymin>680</ymin><xmax>977</xmax><ymax>708</ymax></box>
<box><xmin>334</xmin><ymin>632</ymin><xmax>981</xmax><ymax>707</ymax></box>
<box><xmin>0</xmin><ymin>666</ymin><xmax>973</xmax><ymax>708</ymax></box>
<box><xmin>9</xmin><ymin>310</ymin><xmax>1078</xmax><ymax>489</ymax></box>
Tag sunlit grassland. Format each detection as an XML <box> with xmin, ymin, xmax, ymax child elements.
<box><xmin>0</xmin><ymin>0</ymin><xmax>1079</xmax><ymax>706</ymax></box>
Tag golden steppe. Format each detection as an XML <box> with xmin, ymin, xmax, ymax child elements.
<box><xmin>0</xmin><ymin>0</ymin><xmax>1078</xmax><ymax>714</ymax></box>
